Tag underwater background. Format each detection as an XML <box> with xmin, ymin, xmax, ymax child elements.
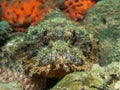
<box><xmin>0</xmin><ymin>0</ymin><xmax>120</xmax><ymax>90</ymax></box>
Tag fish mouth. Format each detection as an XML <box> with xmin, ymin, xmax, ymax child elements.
<box><xmin>37</xmin><ymin>51</ymin><xmax>86</xmax><ymax>78</ymax></box>
<box><xmin>27</xmin><ymin>40</ymin><xmax>88</xmax><ymax>77</ymax></box>
<box><xmin>31</xmin><ymin>52</ymin><xmax>90</xmax><ymax>78</ymax></box>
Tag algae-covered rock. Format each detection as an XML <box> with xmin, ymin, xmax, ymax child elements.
<box><xmin>0</xmin><ymin>81</ymin><xmax>22</xmax><ymax>90</ymax></box>
<box><xmin>83</xmin><ymin>0</ymin><xmax>120</xmax><ymax>65</ymax></box>
<box><xmin>0</xmin><ymin>32</ymin><xmax>26</xmax><ymax>71</ymax></box>
<box><xmin>52</xmin><ymin>62</ymin><xmax>120</xmax><ymax>90</ymax></box>
<box><xmin>0</xmin><ymin>20</ymin><xmax>12</xmax><ymax>47</ymax></box>
<box><xmin>51</xmin><ymin>71</ymin><xmax>104</xmax><ymax>90</ymax></box>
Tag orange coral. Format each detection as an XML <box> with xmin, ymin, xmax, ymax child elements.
<box><xmin>0</xmin><ymin>0</ymin><xmax>97</xmax><ymax>32</ymax></box>
<box><xmin>0</xmin><ymin>0</ymin><xmax>52</xmax><ymax>31</ymax></box>
<box><xmin>60</xmin><ymin>0</ymin><xmax>97</xmax><ymax>21</ymax></box>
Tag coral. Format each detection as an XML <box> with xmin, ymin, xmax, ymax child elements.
<box><xmin>0</xmin><ymin>0</ymin><xmax>96</xmax><ymax>32</ymax></box>
<box><xmin>59</xmin><ymin>0</ymin><xmax>97</xmax><ymax>21</ymax></box>
<box><xmin>0</xmin><ymin>0</ymin><xmax>98</xmax><ymax>31</ymax></box>
<box><xmin>0</xmin><ymin>0</ymin><xmax>53</xmax><ymax>31</ymax></box>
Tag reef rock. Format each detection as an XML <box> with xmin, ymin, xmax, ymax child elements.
<box><xmin>52</xmin><ymin>62</ymin><xmax>120</xmax><ymax>90</ymax></box>
<box><xmin>83</xmin><ymin>0</ymin><xmax>120</xmax><ymax>65</ymax></box>
<box><xmin>0</xmin><ymin>20</ymin><xmax>12</xmax><ymax>47</ymax></box>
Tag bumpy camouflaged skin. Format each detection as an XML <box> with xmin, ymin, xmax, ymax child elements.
<box><xmin>23</xmin><ymin>9</ymin><xmax>99</xmax><ymax>77</ymax></box>
<box><xmin>0</xmin><ymin>9</ymin><xmax>99</xmax><ymax>90</ymax></box>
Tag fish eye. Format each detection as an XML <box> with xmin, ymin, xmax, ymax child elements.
<box><xmin>43</xmin><ymin>30</ymin><xmax>47</xmax><ymax>36</ymax></box>
<box><xmin>71</xmin><ymin>31</ymin><xmax>77</xmax><ymax>45</ymax></box>
<box><xmin>42</xmin><ymin>30</ymin><xmax>50</xmax><ymax>46</ymax></box>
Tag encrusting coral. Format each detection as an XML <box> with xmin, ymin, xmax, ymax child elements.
<box><xmin>0</xmin><ymin>0</ymin><xmax>97</xmax><ymax>32</ymax></box>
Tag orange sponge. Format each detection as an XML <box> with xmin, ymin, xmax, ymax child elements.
<box><xmin>61</xmin><ymin>0</ymin><xmax>97</xmax><ymax>21</ymax></box>
<box><xmin>0</xmin><ymin>0</ymin><xmax>97</xmax><ymax>32</ymax></box>
<box><xmin>0</xmin><ymin>0</ymin><xmax>52</xmax><ymax>31</ymax></box>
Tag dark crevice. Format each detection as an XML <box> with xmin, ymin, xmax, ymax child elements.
<box><xmin>46</xmin><ymin>78</ymin><xmax>62</xmax><ymax>89</ymax></box>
